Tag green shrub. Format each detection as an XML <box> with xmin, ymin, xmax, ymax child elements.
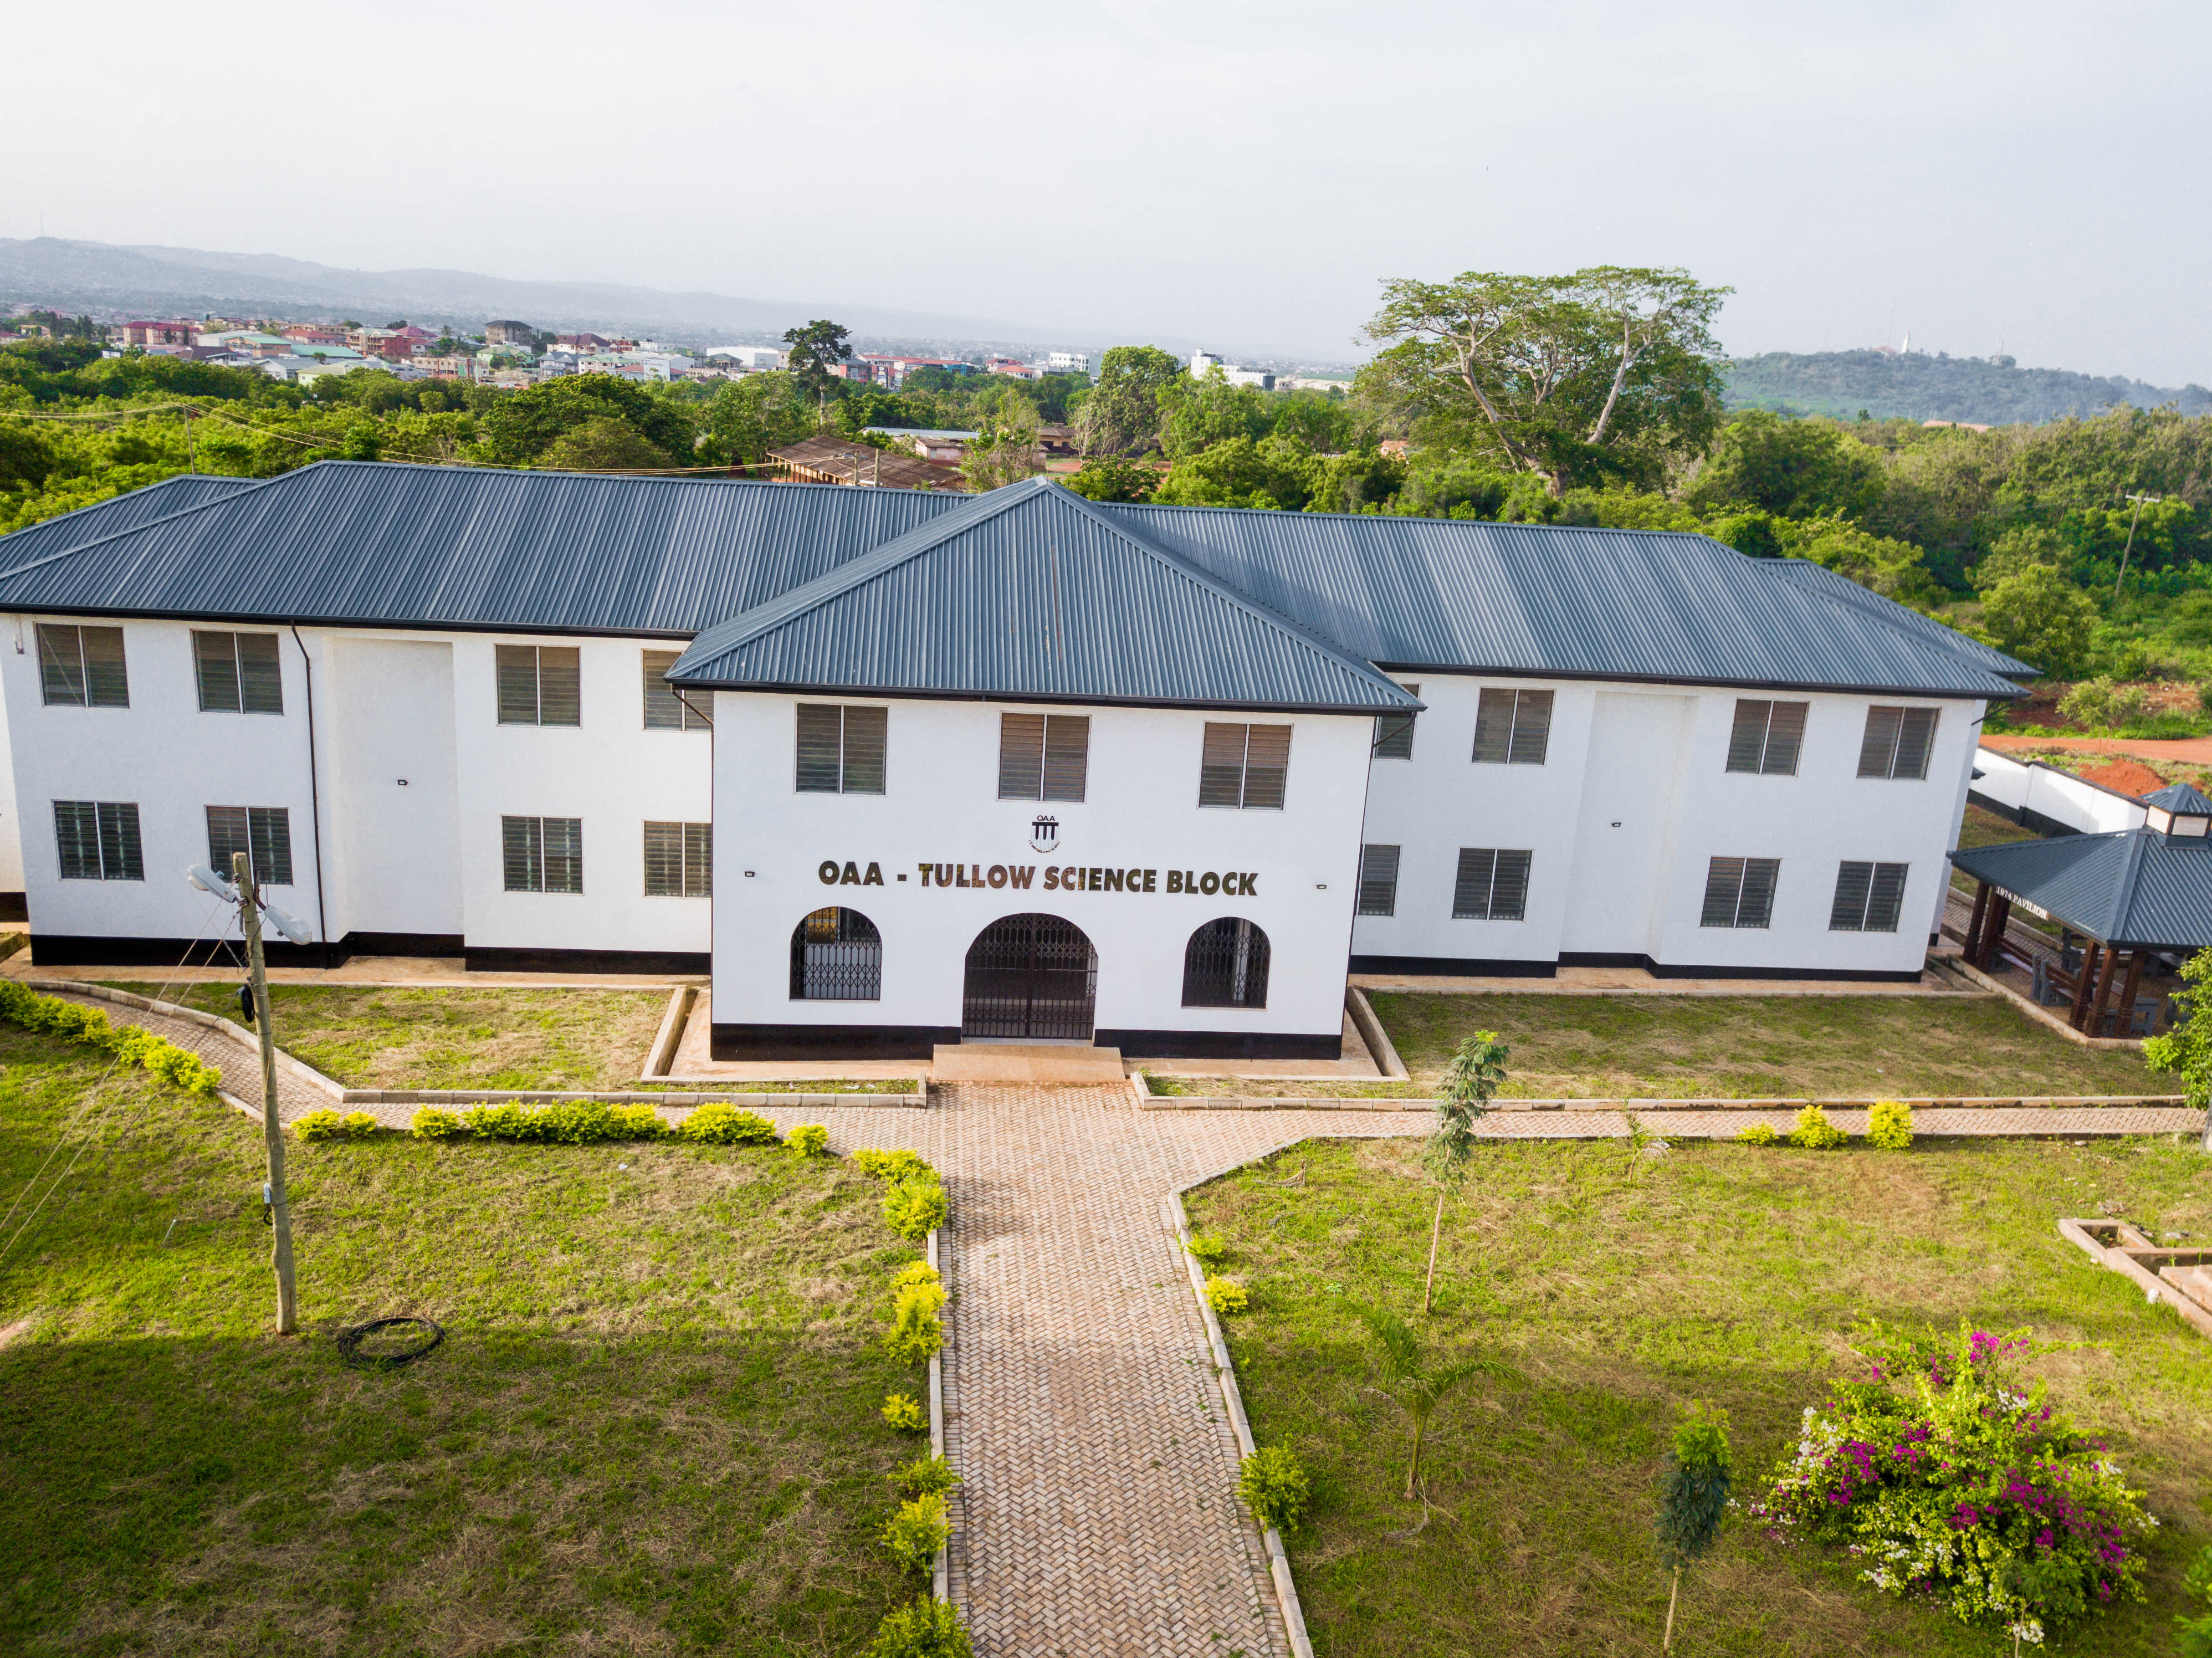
<box><xmin>295</xmin><ymin>1109</ymin><xmax>346</xmax><ymax>1141</ymax></box>
<box><xmin>855</xmin><ymin>1147</ymin><xmax>933</xmax><ymax>1181</ymax></box>
<box><xmin>867</xmin><ymin>1596</ymin><xmax>971</xmax><ymax>1658</ymax></box>
<box><xmin>411</xmin><ymin>1106</ymin><xmax>464</xmax><ymax>1140</ymax></box>
<box><xmin>1735</xmin><ymin>1122</ymin><xmax>1780</xmax><ymax>1146</ymax></box>
<box><xmin>882</xmin><ymin>1392</ymin><xmax>926</xmax><ymax>1432</ymax></box>
<box><xmin>883</xmin><ymin>1175</ymin><xmax>948</xmax><ymax>1241</ymax></box>
<box><xmin>893</xmin><ymin>1270</ymin><xmax>946</xmax><ymax>1316</ymax></box>
<box><xmin>0</xmin><ymin>984</ymin><xmax>222</xmax><ymax>1096</ymax></box>
<box><xmin>786</xmin><ymin>1122</ymin><xmax>831</xmax><ymax>1159</ymax></box>
<box><xmin>677</xmin><ymin>1103</ymin><xmax>779</xmax><ymax>1144</ymax></box>
<box><xmin>2058</xmin><ymin>676</ymin><xmax>2152</xmax><ymax>732</ymax></box>
<box><xmin>893</xmin><ymin>1454</ymin><xmax>959</xmax><ymax>1496</ymax></box>
<box><xmin>1865</xmin><ymin>1098</ymin><xmax>1913</xmax><ymax>1151</ymax></box>
<box><xmin>885</xmin><ymin>1287</ymin><xmax>945</xmax><ymax>1365</ymax></box>
<box><xmin>2179</xmin><ymin>1542</ymin><xmax>2212</xmax><ymax>1657</ymax></box>
<box><xmin>892</xmin><ymin>1260</ymin><xmax>941</xmax><ymax>1294</ymax></box>
<box><xmin>1789</xmin><ymin>1104</ymin><xmax>1847</xmax><ymax>1149</ymax></box>
<box><xmin>1184</xmin><ymin>1230</ymin><xmax>1228</xmax><ymax>1267</ymax></box>
<box><xmin>880</xmin><ymin>1491</ymin><xmax>950</xmax><ymax>1575</ymax></box>
<box><xmin>1205</xmin><ymin>1276</ymin><xmax>1248</xmax><ymax>1316</ymax></box>
<box><xmin>1238</xmin><ymin>1444</ymin><xmax>1309</xmax><ymax>1534</ymax></box>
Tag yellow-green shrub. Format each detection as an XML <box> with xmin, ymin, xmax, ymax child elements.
<box><xmin>296</xmin><ymin>1109</ymin><xmax>381</xmax><ymax>1142</ymax></box>
<box><xmin>881</xmin><ymin>1391</ymin><xmax>926</xmax><ymax>1432</ymax></box>
<box><xmin>786</xmin><ymin>1122</ymin><xmax>831</xmax><ymax>1158</ymax></box>
<box><xmin>679</xmin><ymin>1103</ymin><xmax>779</xmax><ymax>1144</ymax></box>
<box><xmin>883</xmin><ymin>1174</ymin><xmax>947</xmax><ymax>1241</ymax></box>
<box><xmin>885</xmin><ymin>1286</ymin><xmax>945</xmax><ymax>1365</ymax></box>
<box><xmin>855</xmin><ymin>1147</ymin><xmax>933</xmax><ymax>1181</ymax></box>
<box><xmin>868</xmin><ymin>1595</ymin><xmax>971</xmax><ymax>1658</ymax></box>
<box><xmin>1736</xmin><ymin>1121</ymin><xmax>1780</xmax><ymax>1145</ymax></box>
<box><xmin>0</xmin><ymin>982</ymin><xmax>222</xmax><ymax>1096</ymax></box>
<box><xmin>1790</xmin><ymin>1104</ymin><xmax>1847</xmax><ymax>1149</ymax></box>
<box><xmin>880</xmin><ymin>1491</ymin><xmax>949</xmax><ymax>1575</ymax></box>
<box><xmin>1866</xmin><ymin>1098</ymin><xmax>1914</xmax><ymax>1150</ymax></box>
<box><xmin>1206</xmin><ymin>1276</ymin><xmax>1248</xmax><ymax>1315</ymax></box>
<box><xmin>411</xmin><ymin>1106</ymin><xmax>464</xmax><ymax>1140</ymax></box>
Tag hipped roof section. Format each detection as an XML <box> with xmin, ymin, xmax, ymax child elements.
<box><xmin>1949</xmin><ymin>830</ymin><xmax>2212</xmax><ymax>949</ymax></box>
<box><xmin>666</xmin><ymin>479</ymin><xmax>1421</xmax><ymax>713</ymax></box>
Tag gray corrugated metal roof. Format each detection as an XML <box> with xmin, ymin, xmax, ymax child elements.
<box><xmin>1092</xmin><ymin>498</ymin><xmax>2026</xmax><ymax>698</ymax></box>
<box><xmin>0</xmin><ymin>474</ymin><xmax>260</xmax><ymax>574</ymax></box>
<box><xmin>668</xmin><ymin>479</ymin><xmax>1419</xmax><ymax>712</ymax></box>
<box><xmin>1950</xmin><ymin>830</ymin><xmax>2212</xmax><ymax>946</ymax></box>
<box><xmin>1763</xmin><ymin>556</ymin><xmax>2037</xmax><ymax>678</ymax></box>
<box><xmin>0</xmin><ymin>460</ymin><xmax>967</xmax><ymax>635</ymax></box>
<box><xmin>2144</xmin><ymin>782</ymin><xmax>2212</xmax><ymax>815</ymax></box>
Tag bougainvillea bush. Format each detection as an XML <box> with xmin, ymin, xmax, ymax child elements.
<box><xmin>1749</xmin><ymin>1323</ymin><xmax>2153</xmax><ymax>1647</ymax></box>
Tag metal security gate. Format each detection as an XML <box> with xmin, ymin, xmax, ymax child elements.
<box><xmin>961</xmin><ymin>913</ymin><xmax>1098</xmax><ymax>1040</ymax></box>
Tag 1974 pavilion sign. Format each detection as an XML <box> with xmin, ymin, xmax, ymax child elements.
<box><xmin>815</xmin><ymin>859</ymin><xmax>1259</xmax><ymax>897</ymax></box>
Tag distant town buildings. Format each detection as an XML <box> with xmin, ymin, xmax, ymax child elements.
<box><xmin>1189</xmin><ymin>350</ymin><xmax>1274</xmax><ymax>391</ymax></box>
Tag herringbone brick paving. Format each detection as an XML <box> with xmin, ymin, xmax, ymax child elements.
<box><xmin>38</xmin><ymin>989</ymin><xmax>2209</xmax><ymax>1655</ymax></box>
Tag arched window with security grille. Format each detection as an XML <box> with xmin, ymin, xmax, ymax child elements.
<box><xmin>789</xmin><ymin>907</ymin><xmax>883</xmax><ymax>1000</ymax></box>
<box><xmin>1180</xmin><ymin>917</ymin><xmax>1271</xmax><ymax>1009</ymax></box>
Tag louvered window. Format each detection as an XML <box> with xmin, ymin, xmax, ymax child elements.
<box><xmin>1373</xmin><ymin>684</ymin><xmax>1420</xmax><ymax>760</ymax></box>
<box><xmin>790</xmin><ymin>907</ymin><xmax>882</xmax><ymax>1000</ymax></box>
<box><xmin>795</xmin><ymin>703</ymin><xmax>889</xmax><ymax>794</ymax></box>
<box><xmin>205</xmin><ymin>805</ymin><xmax>293</xmax><ymax>886</ymax></box>
<box><xmin>54</xmin><ymin>800</ymin><xmax>142</xmax><ymax>881</ymax></box>
<box><xmin>1724</xmin><ymin>699</ymin><xmax>1806</xmax><ymax>775</ymax></box>
<box><xmin>193</xmin><ymin>631</ymin><xmax>284</xmax><ymax>714</ymax></box>
<box><xmin>1452</xmin><ymin>847</ymin><xmax>1533</xmax><ymax>920</ymax></box>
<box><xmin>1699</xmin><ymin>856</ymin><xmax>1780</xmax><ymax>929</ymax></box>
<box><xmin>1198</xmin><ymin>722</ymin><xmax>1292</xmax><ymax>809</ymax></box>
<box><xmin>643</xmin><ymin>821</ymin><xmax>712</xmax><ymax>897</ymax></box>
<box><xmin>1829</xmin><ymin>861</ymin><xmax>1908</xmax><ymax>933</ymax></box>
<box><xmin>641</xmin><ymin>649</ymin><xmax>709</xmax><ymax>730</ymax></box>
<box><xmin>37</xmin><ymin>623</ymin><xmax>129</xmax><ymax>708</ymax></box>
<box><xmin>502</xmin><ymin>815</ymin><xmax>583</xmax><ymax>893</ymax></box>
<box><xmin>495</xmin><ymin>644</ymin><xmax>582</xmax><ymax>726</ymax></box>
<box><xmin>1856</xmin><ymin>705</ymin><xmax>1938</xmax><ymax>780</ymax></box>
<box><xmin>1469</xmin><ymin>688</ymin><xmax>1552</xmax><ymax>765</ymax></box>
<box><xmin>998</xmin><ymin>712</ymin><xmax>1090</xmax><ymax>801</ymax></box>
<box><xmin>1356</xmin><ymin>844</ymin><xmax>1400</xmax><ymax>917</ymax></box>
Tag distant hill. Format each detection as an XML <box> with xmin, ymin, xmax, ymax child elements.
<box><xmin>0</xmin><ymin>237</ymin><xmax>1191</xmax><ymax>356</ymax></box>
<box><xmin>1724</xmin><ymin>349</ymin><xmax>2212</xmax><ymax>426</ymax></box>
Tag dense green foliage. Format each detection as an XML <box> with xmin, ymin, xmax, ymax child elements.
<box><xmin>1726</xmin><ymin>349</ymin><xmax>2212</xmax><ymax>426</ymax></box>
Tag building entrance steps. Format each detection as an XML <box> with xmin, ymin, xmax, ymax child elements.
<box><xmin>931</xmin><ymin>1042</ymin><xmax>1126</xmax><ymax>1084</ymax></box>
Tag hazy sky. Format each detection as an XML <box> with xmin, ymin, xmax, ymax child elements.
<box><xmin>10</xmin><ymin>1</ymin><xmax>2207</xmax><ymax>381</ymax></box>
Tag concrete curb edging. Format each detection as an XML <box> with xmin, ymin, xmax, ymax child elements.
<box><xmin>1142</xmin><ymin>1092</ymin><xmax>2189</xmax><ymax>1114</ymax></box>
<box><xmin>58</xmin><ymin>981</ymin><xmax>351</xmax><ymax>1098</ymax></box>
<box><xmin>642</xmin><ymin>985</ymin><xmax>696</xmax><ymax>1079</ymax></box>
<box><xmin>2056</xmin><ymin>1217</ymin><xmax>2212</xmax><ymax>1340</ymax></box>
<box><xmin>1936</xmin><ymin>956</ymin><xmax>2146</xmax><ymax>1051</ymax></box>
<box><xmin>926</xmin><ymin>1224</ymin><xmax>950</xmax><ymax>1605</ymax></box>
<box><xmin>1161</xmin><ymin>1183</ymin><xmax>1315</xmax><ymax>1658</ymax></box>
<box><xmin>1345</xmin><ymin>986</ymin><xmax>1408</xmax><ymax>1081</ymax></box>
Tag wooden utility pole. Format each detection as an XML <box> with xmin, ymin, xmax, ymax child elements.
<box><xmin>236</xmin><ymin>851</ymin><xmax>298</xmax><ymax>1334</ymax></box>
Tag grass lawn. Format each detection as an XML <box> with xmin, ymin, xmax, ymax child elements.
<box><xmin>95</xmin><ymin>984</ymin><xmax>915</xmax><ymax>1093</ymax></box>
<box><xmin>1187</xmin><ymin>1134</ymin><xmax>2212</xmax><ymax>1657</ymax></box>
<box><xmin>0</xmin><ymin>1026</ymin><xmax>930</xmax><ymax>1655</ymax></box>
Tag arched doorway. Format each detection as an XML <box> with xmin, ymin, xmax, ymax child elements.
<box><xmin>962</xmin><ymin>913</ymin><xmax>1098</xmax><ymax>1041</ymax></box>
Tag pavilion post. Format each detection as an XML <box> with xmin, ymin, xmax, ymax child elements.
<box><xmin>2089</xmin><ymin>945</ymin><xmax>2123</xmax><ymax>1037</ymax></box>
<box><xmin>1982</xmin><ymin>894</ymin><xmax>2013</xmax><ymax>970</ymax></box>
<box><xmin>2116</xmin><ymin>948</ymin><xmax>2147</xmax><ymax>1037</ymax></box>
<box><xmin>1964</xmin><ymin>881</ymin><xmax>1991</xmax><ymax>963</ymax></box>
<box><xmin>2069</xmin><ymin>941</ymin><xmax>2102</xmax><ymax>1030</ymax></box>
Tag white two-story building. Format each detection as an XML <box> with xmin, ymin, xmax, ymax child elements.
<box><xmin>0</xmin><ymin>463</ymin><xmax>2030</xmax><ymax>1060</ymax></box>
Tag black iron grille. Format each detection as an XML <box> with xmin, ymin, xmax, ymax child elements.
<box><xmin>790</xmin><ymin>907</ymin><xmax>883</xmax><ymax>1000</ymax></box>
<box><xmin>1180</xmin><ymin>917</ymin><xmax>1271</xmax><ymax>1008</ymax></box>
<box><xmin>961</xmin><ymin>913</ymin><xmax>1098</xmax><ymax>1040</ymax></box>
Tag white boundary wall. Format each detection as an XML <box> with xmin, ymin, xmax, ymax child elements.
<box><xmin>1968</xmin><ymin>746</ymin><xmax>2146</xmax><ymax>836</ymax></box>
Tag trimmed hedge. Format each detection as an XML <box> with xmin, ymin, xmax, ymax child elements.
<box><xmin>410</xmin><ymin>1101</ymin><xmax>779</xmax><ymax>1145</ymax></box>
<box><xmin>0</xmin><ymin>982</ymin><xmax>222</xmax><ymax>1096</ymax></box>
<box><xmin>296</xmin><ymin>1109</ymin><xmax>381</xmax><ymax>1142</ymax></box>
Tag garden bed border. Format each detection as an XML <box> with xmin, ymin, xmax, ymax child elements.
<box><xmin>1138</xmin><ymin>1091</ymin><xmax>2186</xmax><ymax>1113</ymax></box>
<box><xmin>2056</xmin><ymin>1217</ymin><xmax>2212</xmax><ymax>1341</ymax></box>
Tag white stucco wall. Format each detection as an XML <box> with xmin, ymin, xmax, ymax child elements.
<box><xmin>709</xmin><ymin>692</ymin><xmax>1374</xmax><ymax>1047</ymax></box>
<box><xmin>1353</xmin><ymin>674</ymin><xmax>1984</xmax><ymax>976</ymax></box>
<box><xmin>0</xmin><ymin>654</ymin><xmax>23</xmax><ymax>898</ymax></box>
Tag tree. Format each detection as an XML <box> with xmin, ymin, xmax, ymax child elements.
<box><xmin>2144</xmin><ymin>948</ymin><xmax>2212</xmax><ymax>1152</ymax></box>
<box><xmin>1775</xmin><ymin>515</ymin><xmax>1939</xmax><ymax>604</ymax></box>
<box><xmin>1358</xmin><ymin>1306</ymin><xmax>1481</xmax><ymax>1502</ymax></box>
<box><xmin>1654</xmin><ymin>1402</ymin><xmax>1732</xmax><ymax>1652</ymax></box>
<box><xmin>1160</xmin><ymin>367</ymin><xmax>1271</xmax><ymax>459</ymax></box>
<box><xmin>1685</xmin><ymin>411</ymin><xmax>1886</xmax><ymax>520</ymax></box>
<box><xmin>537</xmin><ymin>417</ymin><xmax>678</xmax><ymax>472</ymax></box>
<box><xmin>1421</xmin><ymin>1033</ymin><xmax>1504</xmax><ymax>1313</ymax></box>
<box><xmin>1062</xmin><ymin>457</ymin><xmax>1158</xmax><ymax>503</ymax></box>
<box><xmin>1150</xmin><ymin>434</ymin><xmax>1315</xmax><ymax>511</ymax></box>
<box><xmin>1073</xmin><ymin>345</ymin><xmax>1181</xmax><ymax>456</ymax></box>
<box><xmin>782</xmin><ymin>319</ymin><xmax>853</xmax><ymax>420</ymax></box>
<box><xmin>1359</xmin><ymin>266</ymin><xmax>1730</xmax><ymax>495</ymax></box>
<box><xmin>475</xmin><ymin>375</ymin><xmax>697</xmax><ymax>468</ymax></box>
<box><xmin>960</xmin><ymin>401</ymin><xmax>1043</xmax><ymax>492</ymax></box>
<box><xmin>705</xmin><ymin>371</ymin><xmax>815</xmax><ymax>465</ymax></box>
<box><xmin>1977</xmin><ymin>564</ymin><xmax>2100</xmax><ymax>678</ymax></box>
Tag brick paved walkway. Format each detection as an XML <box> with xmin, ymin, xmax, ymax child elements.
<box><xmin>40</xmin><ymin>988</ymin><xmax>2210</xmax><ymax>1656</ymax></box>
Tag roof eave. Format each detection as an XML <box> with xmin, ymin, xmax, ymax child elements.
<box><xmin>661</xmin><ymin>677</ymin><xmax>1407</xmax><ymax>716</ymax></box>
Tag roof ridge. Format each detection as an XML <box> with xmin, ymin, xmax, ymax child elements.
<box><xmin>0</xmin><ymin>469</ymin><xmax>288</xmax><ymax>581</ymax></box>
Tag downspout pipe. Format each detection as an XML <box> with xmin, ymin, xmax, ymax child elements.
<box><xmin>289</xmin><ymin>625</ymin><xmax>334</xmax><ymax>970</ymax></box>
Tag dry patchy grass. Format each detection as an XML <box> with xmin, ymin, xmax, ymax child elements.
<box><xmin>1189</xmin><ymin>1134</ymin><xmax>2212</xmax><ymax>1657</ymax></box>
<box><xmin>0</xmin><ymin>1028</ymin><xmax>928</xmax><ymax>1656</ymax></box>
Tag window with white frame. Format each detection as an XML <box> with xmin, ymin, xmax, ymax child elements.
<box><xmin>998</xmin><ymin>712</ymin><xmax>1089</xmax><ymax>801</ymax></box>
<box><xmin>1724</xmin><ymin>699</ymin><xmax>1806</xmax><ymax>775</ymax></box>
<box><xmin>1452</xmin><ymin>848</ymin><xmax>1532</xmax><ymax>920</ymax></box>
<box><xmin>37</xmin><ymin>624</ymin><xmax>129</xmax><ymax>708</ymax></box>
<box><xmin>206</xmin><ymin>806</ymin><xmax>293</xmax><ymax>886</ymax></box>
<box><xmin>1857</xmin><ymin>705</ymin><xmax>1937</xmax><ymax>780</ymax></box>
<box><xmin>194</xmin><ymin>631</ymin><xmax>284</xmax><ymax>714</ymax></box>
<box><xmin>1470</xmin><ymin>688</ymin><xmax>1552</xmax><ymax>765</ymax></box>
<box><xmin>1699</xmin><ymin>856</ymin><xmax>1780</xmax><ymax>929</ymax></box>
<box><xmin>641</xmin><ymin>649</ymin><xmax>709</xmax><ymax>730</ymax></box>
<box><xmin>643</xmin><ymin>821</ymin><xmax>711</xmax><ymax>897</ymax></box>
<box><xmin>54</xmin><ymin>801</ymin><xmax>142</xmax><ymax>881</ymax></box>
<box><xmin>495</xmin><ymin>644</ymin><xmax>582</xmax><ymax>726</ymax></box>
<box><xmin>503</xmin><ymin>816</ymin><xmax>583</xmax><ymax>893</ymax></box>
<box><xmin>795</xmin><ymin>703</ymin><xmax>888</xmax><ymax>794</ymax></box>
<box><xmin>1357</xmin><ymin>844</ymin><xmax>1401</xmax><ymax>916</ymax></box>
<box><xmin>1198</xmin><ymin>722</ymin><xmax>1291</xmax><ymax>809</ymax></box>
<box><xmin>1829</xmin><ymin>861</ymin><xmax>1908</xmax><ymax>932</ymax></box>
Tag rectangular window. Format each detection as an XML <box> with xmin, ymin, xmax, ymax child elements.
<box><xmin>204</xmin><ymin>805</ymin><xmax>294</xmax><ymax>887</ymax></box>
<box><xmin>1724</xmin><ymin>699</ymin><xmax>1807</xmax><ymax>775</ymax></box>
<box><xmin>495</xmin><ymin>644</ymin><xmax>582</xmax><ymax>726</ymax></box>
<box><xmin>1469</xmin><ymin>687</ymin><xmax>1553</xmax><ymax>765</ymax></box>
<box><xmin>1373</xmin><ymin>684</ymin><xmax>1420</xmax><ymax>760</ymax></box>
<box><xmin>997</xmin><ymin>712</ymin><xmax>1090</xmax><ymax>801</ymax></box>
<box><xmin>1357</xmin><ymin>843</ymin><xmax>1401</xmax><ymax>917</ymax></box>
<box><xmin>1856</xmin><ymin>705</ymin><xmax>1938</xmax><ymax>780</ymax></box>
<box><xmin>193</xmin><ymin>630</ymin><xmax>284</xmax><ymax>714</ymax></box>
<box><xmin>1198</xmin><ymin>721</ymin><xmax>1292</xmax><ymax>810</ymax></box>
<box><xmin>502</xmin><ymin>815</ymin><xmax>583</xmax><ymax>893</ymax></box>
<box><xmin>54</xmin><ymin>800</ymin><xmax>142</xmax><ymax>881</ymax></box>
<box><xmin>37</xmin><ymin>623</ymin><xmax>129</xmax><ymax>708</ymax></box>
<box><xmin>641</xmin><ymin>649</ymin><xmax>709</xmax><ymax>730</ymax></box>
<box><xmin>795</xmin><ymin>703</ymin><xmax>889</xmax><ymax>795</ymax></box>
<box><xmin>1452</xmin><ymin>847</ymin><xmax>1533</xmax><ymax>921</ymax></box>
<box><xmin>643</xmin><ymin>821</ymin><xmax>712</xmax><ymax>897</ymax></box>
<box><xmin>1829</xmin><ymin>861</ymin><xmax>1908</xmax><ymax>932</ymax></box>
<box><xmin>1699</xmin><ymin>856</ymin><xmax>1780</xmax><ymax>929</ymax></box>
